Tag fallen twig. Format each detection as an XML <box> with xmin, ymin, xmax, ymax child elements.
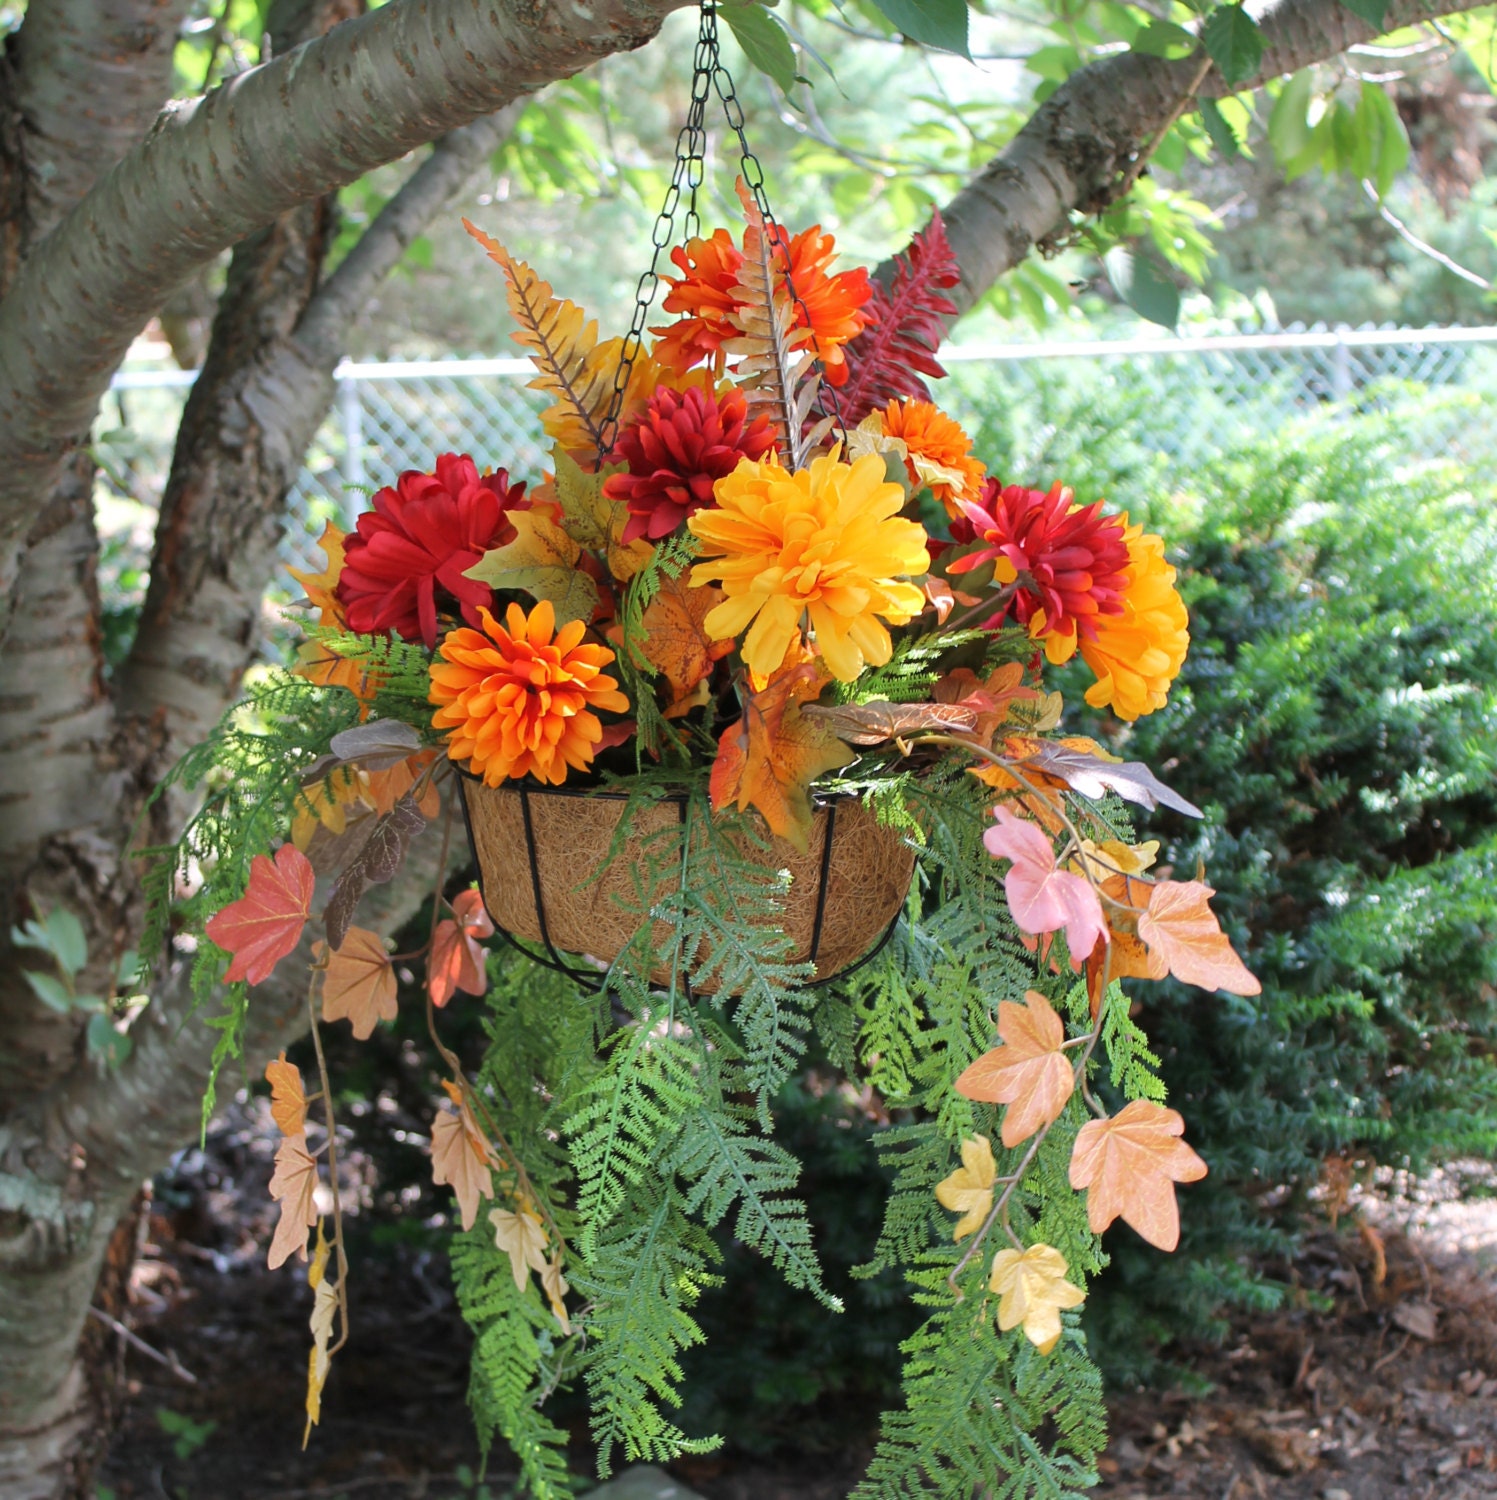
<box><xmin>89</xmin><ymin>1306</ymin><xmax>198</xmax><ymax>1385</ymax></box>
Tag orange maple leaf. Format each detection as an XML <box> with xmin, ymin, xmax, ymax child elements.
<box><xmin>268</xmin><ymin>1133</ymin><xmax>320</xmax><ymax>1269</ymax></box>
<box><xmin>954</xmin><ymin>990</ymin><xmax>1075</xmax><ymax>1147</ymax></box>
<box><xmin>635</xmin><ymin>572</ymin><xmax>732</xmax><ymax>703</ymax></box>
<box><xmin>709</xmin><ymin>660</ymin><xmax>855</xmax><ymax>853</ymax></box>
<box><xmin>206</xmin><ymin>844</ymin><xmax>314</xmax><ymax>985</ymax></box>
<box><xmin>1136</xmin><ymin>880</ymin><xmax>1261</xmax><ymax>996</ymax></box>
<box><xmin>318</xmin><ymin>927</ymin><xmax>398</xmax><ymax>1040</ymax></box>
<box><xmin>363</xmin><ymin>750</ymin><xmax>441</xmax><ymax>820</ymax></box>
<box><xmin>427</xmin><ymin>889</ymin><xmax>493</xmax><ymax>1008</ymax></box>
<box><xmin>430</xmin><ymin>1097</ymin><xmax>495</xmax><ymax>1231</ymax></box>
<box><xmin>265</xmin><ymin>1051</ymin><xmax>307</xmax><ymax>1137</ymax></box>
<box><xmin>1068</xmin><ymin>1100</ymin><xmax>1208</xmax><ymax>1251</ymax></box>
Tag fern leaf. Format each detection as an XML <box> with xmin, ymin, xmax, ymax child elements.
<box><xmin>840</xmin><ymin>210</ymin><xmax>961</xmax><ymax>426</ymax></box>
<box><xmin>723</xmin><ymin>183</ymin><xmax>818</xmax><ymax>467</ymax></box>
<box><xmin>464</xmin><ymin>218</ymin><xmax>615</xmax><ymax>454</ymax></box>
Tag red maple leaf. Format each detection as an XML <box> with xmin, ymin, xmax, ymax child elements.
<box><xmin>206</xmin><ymin>844</ymin><xmax>315</xmax><ymax>985</ymax></box>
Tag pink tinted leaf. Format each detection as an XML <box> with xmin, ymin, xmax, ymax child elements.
<box><xmin>984</xmin><ymin>805</ymin><xmax>1105</xmax><ymax>970</ymax></box>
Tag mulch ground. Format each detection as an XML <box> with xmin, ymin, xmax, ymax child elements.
<box><xmin>96</xmin><ymin>1109</ymin><xmax>1497</xmax><ymax>1500</ymax></box>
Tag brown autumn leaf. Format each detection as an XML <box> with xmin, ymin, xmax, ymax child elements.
<box><xmin>635</xmin><ymin>570</ymin><xmax>733</xmax><ymax>701</ymax></box>
<box><xmin>954</xmin><ymin>990</ymin><xmax>1075</xmax><ymax>1148</ymax></box>
<box><xmin>1136</xmin><ymin>880</ymin><xmax>1261</xmax><ymax>996</ymax></box>
<box><xmin>934</xmin><ymin>661</ymin><xmax>1042</xmax><ymax>745</ymax></box>
<box><xmin>266</xmin><ymin>1051</ymin><xmax>308</xmax><ymax>1138</ymax></box>
<box><xmin>318</xmin><ymin>927</ymin><xmax>398</xmax><ymax>1039</ymax></box>
<box><xmin>709</xmin><ymin>659</ymin><xmax>855</xmax><ymax>853</ymax></box>
<box><xmin>802</xmin><ymin>698</ymin><xmax>979</xmax><ymax>746</ymax></box>
<box><xmin>267</xmin><ymin>1133</ymin><xmax>320</xmax><ymax>1270</ymax></box>
<box><xmin>362</xmin><ymin>750</ymin><xmax>441</xmax><ymax>820</ymax></box>
<box><xmin>1068</xmin><ymin>1100</ymin><xmax>1208</xmax><ymax>1251</ymax></box>
<box><xmin>430</xmin><ymin>1100</ymin><xmax>494</xmax><ymax>1231</ymax></box>
<box><xmin>323</xmin><ymin>794</ymin><xmax>428</xmax><ymax>950</ymax></box>
<box><xmin>542</xmin><ymin>1254</ymin><xmax>572</xmax><ymax>1334</ymax></box>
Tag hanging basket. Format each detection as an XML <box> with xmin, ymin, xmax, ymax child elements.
<box><xmin>458</xmin><ymin>777</ymin><xmax>915</xmax><ymax>990</ymax></box>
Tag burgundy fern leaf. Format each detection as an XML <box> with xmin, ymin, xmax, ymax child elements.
<box><xmin>838</xmin><ymin>211</ymin><xmax>961</xmax><ymax>427</ymax></box>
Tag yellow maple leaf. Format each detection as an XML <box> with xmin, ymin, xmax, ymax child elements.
<box><xmin>934</xmin><ymin>1135</ymin><xmax>997</xmax><ymax>1241</ymax></box>
<box><xmin>303</xmin><ymin>1275</ymin><xmax>339</xmax><ymax>1444</ymax></box>
<box><xmin>464</xmin><ymin>509</ymin><xmax>599</xmax><ymax>626</ymax></box>
<box><xmin>988</xmin><ymin>1243</ymin><xmax>1085</xmax><ymax>1354</ymax></box>
<box><xmin>291</xmin><ymin>767</ymin><xmax>365</xmax><ymax>852</ymax></box>
<box><xmin>265</xmin><ymin>1051</ymin><xmax>307</xmax><ymax>1138</ymax></box>
<box><xmin>490</xmin><ymin>1205</ymin><xmax>549</xmax><ymax>1291</ymax></box>
<box><xmin>954</xmin><ymin>991</ymin><xmax>1075</xmax><ymax>1148</ymax></box>
<box><xmin>553</xmin><ymin>448</ymin><xmax>654</xmax><ymax>581</ymax></box>
<box><xmin>287</xmin><ymin>521</ymin><xmax>346</xmax><ymax>624</ymax></box>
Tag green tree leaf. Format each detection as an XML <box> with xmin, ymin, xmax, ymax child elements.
<box><xmin>721</xmin><ymin>2</ymin><xmax>801</xmax><ymax>95</ymax></box>
<box><xmin>1198</xmin><ymin>97</ymin><xmax>1241</xmax><ymax>159</ymax></box>
<box><xmin>23</xmin><ymin>969</ymin><xmax>74</xmax><ymax>1013</ymax></box>
<box><xmin>1132</xmin><ymin>19</ymin><xmax>1197</xmax><ymax>58</ymax></box>
<box><xmin>1338</xmin><ymin>0</ymin><xmax>1389</xmax><ymax>27</ymax></box>
<box><xmin>1201</xmin><ymin>4</ymin><xmax>1264</xmax><ymax>87</ymax></box>
<box><xmin>1104</xmin><ymin>246</ymin><xmax>1181</xmax><ymax>329</ymax></box>
<box><xmin>866</xmin><ymin>0</ymin><xmax>972</xmax><ymax>59</ymax></box>
<box><xmin>1268</xmin><ymin>69</ymin><xmax>1316</xmax><ymax>165</ymax></box>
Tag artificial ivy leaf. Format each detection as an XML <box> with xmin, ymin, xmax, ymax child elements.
<box><xmin>955</xmin><ymin>990</ymin><xmax>1075</xmax><ymax>1148</ymax></box>
<box><xmin>541</xmin><ymin>1254</ymin><xmax>572</xmax><ymax>1334</ymax></box>
<box><xmin>430</xmin><ymin>1097</ymin><xmax>495</xmax><ymax>1231</ymax></box>
<box><xmin>709</xmin><ymin>660</ymin><xmax>855</xmax><ymax>853</ymax></box>
<box><xmin>634</xmin><ymin>570</ymin><xmax>733</xmax><ymax>702</ymax></box>
<box><xmin>868</xmin><ymin>0</ymin><xmax>971</xmax><ymax>57</ymax></box>
<box><xmin>1200</xmin><ymin>4</ymin><xmax>1264</xmax><ymax>86</ymax></box>
<box><xmin>206</xmin><ymin>844</ymin><xmax>315</xmax><ymax>986</ymax></box>
<box><xmin>266</xmin><ymin>1051</ymin><xmax>308</xmax><ymax>1137</ymax></box>
<box><xmin>1069</xmin><ymin>1100</ymin><xmax>1207</xmax><ymax>1251</ymax></box>
<box><xmin>988</xmin><ymin>1243</ymin><xmax>1086</xmax><ymax>1354</ymax></box>
<box><xmin>1103</xmin><ymin>246</ymin><xmax>1180</xmax><ymax>330</ymax></box>
<box><xmin>323</xmin><ymin>794</ymin><xmax>427</xmax><ymax>950</ymax></box>
<box><xmin>328</xmin><ymin>718</ymin><xmax>423</xmax><ymax>770</ymax></box>
<box><xmin>304</xmin><ymin>1275</ymin><xmax>338</xmax><ymax>1441</ymax></box>
<box><xmin>427</xmin><ymin>889</ymin><xmax>494</xmax><ymax>1008</ymax></box>
<box><xmin>1027</xmin><ymin>741</ymin><xmax>1204</xmax><ymax>818</ymax></box>
<box><xmin>267</xmin><ymin>1133</ymin><xmax>320</xmax><ymax>1269</ymax></box>
<box><xmin>1136</xmin><ymin>879</ymin><xmax>1261</xmax><ymax>995</ymax></box>
<box><xmin>934</xmin><ymin>1135</ymin><xmax>996</xmax><ymax>1240</ymax></box>
<box><xmin>489</xmin><ymin>1205</ymin><xmax>549</xmax><ymax>1292</ymax></box>
<box><xmin>984</xmin><ymin>806</ymin><xmax>1104</xmax><ymax>970</ymax></box>
<box><xmin>318</xmin><ymin>927</ymin><xmax>398</xmax><ymax>1039</ymax></box>
<box><xmin>934</xmin><ymin>661</ymin><xmax>1043</xmax><ymax>745</ymax></box>
<box><xmin>465</xmin><ymin>508</ymin><xmax>600</xmax><ymax>625</ymax></box>
<box><xmin>802</xmin><ymin>698</ymin><xmax>979</xmax><ymax>746</ymax></box>
<box><xmin>721</xmin><ymin>0</ymin><xmax>801</xmax><ymax>95</ymax></box>
<box><xmin>362</xmin><ymin>750</ymin><xmax>441</xmax><ymax>821</ymax></box>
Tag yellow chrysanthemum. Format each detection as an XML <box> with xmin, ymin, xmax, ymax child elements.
<box><xmin>687</xmin><ymin>451</ymin><xmax>930</xmax><ymax>682</ymax></box>
<box><xmin>1077</xmin><ymin>519</ymin><xmax>1189</xmax><ymax>721</ymax></box>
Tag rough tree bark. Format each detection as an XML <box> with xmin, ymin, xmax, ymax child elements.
<box><xmin>1</xmin><ymin>0</ymin><xmax>1489</xmax><ymax>1493</ymax></box>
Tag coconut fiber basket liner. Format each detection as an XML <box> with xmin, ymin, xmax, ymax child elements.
<box><xmin>458</xmin><ymin>777</ymin><xmax>915</xmax><ymax>991</ymax></box>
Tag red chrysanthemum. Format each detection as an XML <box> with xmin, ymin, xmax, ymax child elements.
<box><xmin>948</xmin><ymin>480</ymin><xmax>1131</xmax><ymax>658</ymax></box>
<box><xmin>336</xmin><ymin>453</ymin><xmax>528</xmax><ymax>649</ymax></box>
<box><xmin>604</xmin><ymin>385</ymin><xmax>776</xmax><ymax>544</ymax></box>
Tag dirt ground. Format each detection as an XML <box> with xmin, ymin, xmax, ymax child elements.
<box><xmin>95</xmin><ymin>1107</ymin><xmax>1497</xmax><ymax>1500</ymax></box>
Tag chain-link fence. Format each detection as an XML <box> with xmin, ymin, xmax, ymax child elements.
<box><xmin>98</xmin><ymin>324</ymin><xmax>1497</xmax><ymax>577</ymax></box>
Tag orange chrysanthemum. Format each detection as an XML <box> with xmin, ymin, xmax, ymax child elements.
<box><xmin>653</xmin><ymin>230</ymin><xmax>746</xmax><ymax>374</ymax></box>
<box><xmin>769</xmin><ymin>222</ymin><xmax>872</xmax><ymax>387</ymax></box>
<box><xmin>428</xmin><ymin>600</ymin><xmax>630</xmax><ymax>787</ymax></box>
<box><xmin>1077</xmin><ymin>520</ymin><xmax>1189</xmax><ymax>721</ymax></box>
<box><xmin>687</xmin><ymin>451</ymin><xmax>930</xmax><ymax>682</ymax></box>
<box><xmin>876</xmin><ymin>399</ymin><xmax>986</xmax><ymax>512</ymax></box>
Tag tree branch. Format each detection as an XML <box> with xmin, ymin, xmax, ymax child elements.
<box><xmin>0</xmin><ymin>0</ymin><xmax>687</xmax><ymax>616</ymax></box>
<box><xmin>899</xmin><ymin>0</ymin><xmax>1491</xmax><ymax>320</ymax></box>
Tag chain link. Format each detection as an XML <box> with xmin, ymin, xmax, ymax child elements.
<box><xmin>595</xmin><ymin>0</ymin><xmax>845</xmax><ymax>460</ymax></box>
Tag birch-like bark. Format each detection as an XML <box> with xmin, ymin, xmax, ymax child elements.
<box><xmin>0</xmin><ymin>0</ymin><xmax>687</xmax><ymax>611</ymax></box>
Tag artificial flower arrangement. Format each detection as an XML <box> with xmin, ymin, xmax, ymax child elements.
<box><xmin>144</xmin><ymin>186</ymin><xmax>1261</xmax><ymax>1496</ymax></box>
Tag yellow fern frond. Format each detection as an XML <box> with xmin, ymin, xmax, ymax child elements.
<box><xmin>464</xmin><ymin>219</ymin><xmax>614</xmax><ymax>455</ymax></box>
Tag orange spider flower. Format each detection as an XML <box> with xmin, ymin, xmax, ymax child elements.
<box><xmin>767</xmin><ymin>222</ymin><xmax>872</xmax><ymax>386</ymax></box>
<box><xmin>653</xmin><ymin>230</ymin><xmax>746</xmax><ymax>374</ymax></box>
<box><xmin>688</xmin><ymin>451</ymin><xmax>929</xmax><ymax>682</ymax></box>
<box><xmin>428</xmin><ymin>600</ymin><xmax>630</xmax><ymax>787</ymax></box>
<box><xmin>1076</xmin><ymin>520</ymin><xmax>1189</xmax><ymax>721</ymax></box>
<box><xmin>876</xmin><ymin>399</ymin><xmax>986</xmax><ymax>512</ymax></box>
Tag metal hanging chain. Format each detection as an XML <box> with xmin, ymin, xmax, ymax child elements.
<box><xmin>595</xmin><ymin>0</ymin><xmax>845</xmax><ymax>460</ymax></box>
